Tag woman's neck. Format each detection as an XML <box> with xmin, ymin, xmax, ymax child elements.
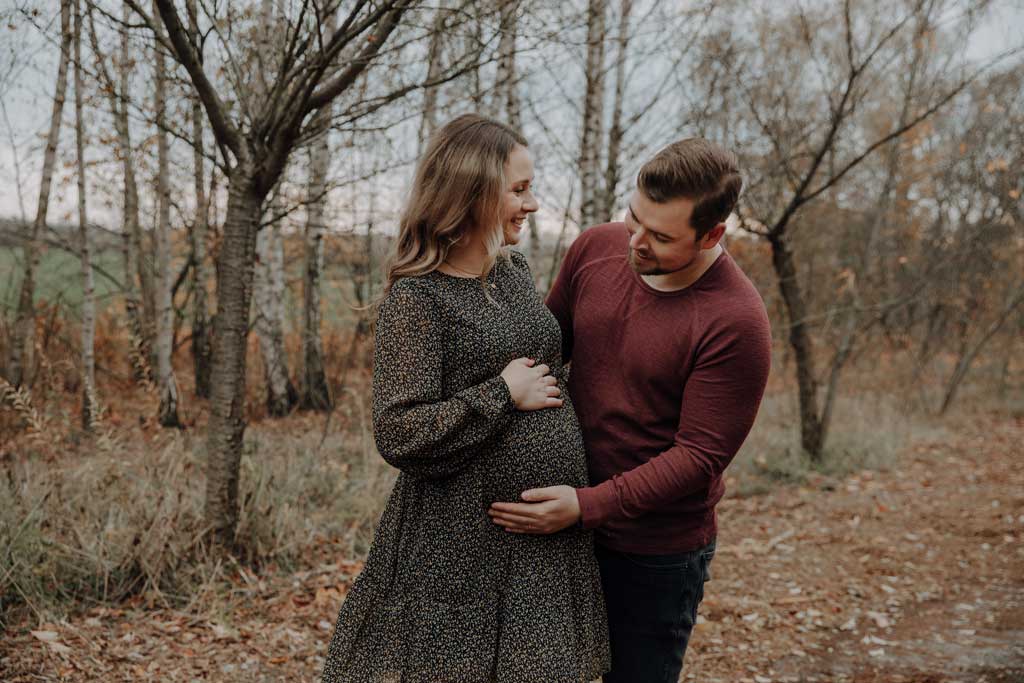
<box><xmin>440</xmin><ymin>235</ymin><xmax>489</xmax><ymax>277</ymax></box>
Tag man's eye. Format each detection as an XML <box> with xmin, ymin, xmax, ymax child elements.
<box><xmin>653</xmin><ymin>234</ymin><xmax>669</xmax><ymax>243</ymax></box>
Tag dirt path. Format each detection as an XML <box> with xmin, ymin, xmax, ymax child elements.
<box><xmin>687</xmin><ymin>414</ymin><xmax>1024</xmax><ymax>683</ymax></box>
<box><xmin>3</xmin><ymin>415</ymin><xmax>1022</xmax><ymax>682</ymax></box>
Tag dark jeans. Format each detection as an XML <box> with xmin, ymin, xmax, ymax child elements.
<box><xmin>596</xmin><ymin>539</ymin><xmax>716</xmax><ymax>683</ymax></box>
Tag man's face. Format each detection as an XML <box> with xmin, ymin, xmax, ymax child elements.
<box><xmin>624</xmin><ymin>190</ymin><xmax>706</xmax><ymax>275</ymax></box>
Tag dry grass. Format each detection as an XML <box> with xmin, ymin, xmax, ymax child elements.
<box><xmin>2</xmin><ymin>296</ymin><xmax>1018</xmax><ymax>637</ymax></box>
<box><xmin>0</xmin><ymin>389</ymin><xmax>394</xmax><ymax>630</ymax></box>
<box><xmin>730</xmin><ymin>388</ymin><xmax>948</xmax><ymax>497</ymax></box>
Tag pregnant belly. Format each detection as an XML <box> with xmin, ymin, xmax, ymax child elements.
<box><xmin>491</xmin><ymin>398</ymin><xmax>589</xmax><ymax>497</ymax></box>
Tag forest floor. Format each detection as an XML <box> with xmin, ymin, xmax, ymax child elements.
<box><xmin>2</xmin><ymin>412</ymin><xmax>1022</xmax><ymax>682</ymax></box>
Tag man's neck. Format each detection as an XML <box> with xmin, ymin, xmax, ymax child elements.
<box><xmin>641</xmin><ymin>243</ymin><xmax>723</xmax><ymax>292</ymax></box>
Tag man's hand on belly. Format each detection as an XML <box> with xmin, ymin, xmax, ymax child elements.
<box><xmin>488</xmin><ymin>486</ymin><xmax>581</xmax><ymax>535</ymax></box>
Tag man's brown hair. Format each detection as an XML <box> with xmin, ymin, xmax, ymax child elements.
<box><xmin>637</xmin><ymin>138</ymin><xmax>742</xmax><ymax>239</ymax></box>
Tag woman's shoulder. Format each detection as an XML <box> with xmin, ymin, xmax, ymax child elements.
<box><xmin>381</xmin><ymin>275</ymin><xmax>440</xmax><ymax>311</ymax></box>
<box><xmin>505</xmin><ymin>248</ymin><xmax>534</xmax><ymax>278</ymax></box>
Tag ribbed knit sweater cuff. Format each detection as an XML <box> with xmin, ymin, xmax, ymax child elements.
<box><xmin>576</xmin><ymin>482</ymin><xmax>618</xmax><ymax>530</ymax></box>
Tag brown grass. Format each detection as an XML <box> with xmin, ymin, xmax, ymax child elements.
<box><xmin>1</xmin><ymin>298</ymin><xmax>1019</xmax><ymax>632</ymax></box>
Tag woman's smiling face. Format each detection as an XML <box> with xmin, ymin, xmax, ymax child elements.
<box><xmin>500</xmin><ymin>144</ymin><xmax>538</xmax><ymax>246</ymax></box>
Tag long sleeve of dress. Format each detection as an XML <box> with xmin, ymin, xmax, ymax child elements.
<box><xmin>372</xmin><ymin>278</ymin><xmax>515</xmax><ymax>480</ymax></box>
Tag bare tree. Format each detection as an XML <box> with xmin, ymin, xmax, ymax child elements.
<box><xmin>301</xmin><ymin>106</ymin><xmax>333</xmax><ymax>412</ymax></box>
<box><xmin>255</xmin><ymin>191</ymin><xmax>298</xmax><ymax>417</ymax></box>
<box><xmin>419</xmin><ymin>1</ymin><xmax>448</xmax><ymax>149</ymax></box>
<box><xmin>725</xmin><ymin>0</ymin><xmax>1002</xmax><ymax>459</ymax></box>
<box><xmin>119</xmin><ymin>0</ymin><xmax>425</xmax><ymax>543</ymax></box>
<box><xmin>940</xmin><ymin>284</ymin><xmax>1024</xmax><ymax>414</ymax></box>
<box><xmin>493</xmin><ymin>0</ymin><xmax>543</xmax><ymax>276</ymax></box>
<box><xmin>578</xmin><ymin>0</ymin><xmax>607</xmax><ymax>228</ymax></box>
<box><xmin>152</xmin><ymin>5</ymin><xmax>182</xmax><ymax>428</ymax></box>
<box><xmin>73</xmin><ymin>0</ymin><xmax>97</xmax><ymax>430</ymax></box>
<box><xmin>6</xmin><ymin>0</ymin><xmax>71</xmax><ymax>388</ymax></box>
<box><xmin>921</xmin><ymin>67</ymin><xmax>1024</xmax><ymax>413</ymax></box>
<box><xmin>187</xmin><ymin>0</ymin><xmax>212</xmax><ymax>398</ymax></box>
<box><xmin>601</xmin><ymin>0</ymin><xmax>632</xmax><ymax>220</ymax></box>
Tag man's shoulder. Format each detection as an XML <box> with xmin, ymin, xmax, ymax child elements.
<box><xmin>704</xmin><ymin>252</ymin><xmax>771</xmax><ymax>335</ymax></box>
<box><xmin>575</xmin><ymin>222</ymin><xmax>629</xmax><ymax>251</ymax></box>
<box><xmin>565</xmin><ymin>222</ymin><xmax>629</xmax><ymax>269</ymax></box>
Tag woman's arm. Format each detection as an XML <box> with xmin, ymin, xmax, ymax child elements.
<box><xmin>371</xmin><ymin>278</ymin><xmax>515</xmax><ymax>480</ymax></box>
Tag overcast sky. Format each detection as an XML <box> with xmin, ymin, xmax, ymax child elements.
<box><xmin>0</xmin><ymin>0</ymin><xmax>1021</xmax><ymax>229</ymax></box>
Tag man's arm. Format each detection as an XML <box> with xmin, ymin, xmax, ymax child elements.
<box><xmin>490</xmin><ymin>307</ymin><xmax>772</xmax><ymax>533</ymax></box>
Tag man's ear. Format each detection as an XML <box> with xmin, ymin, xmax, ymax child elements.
<box><xmin>700</xmin><ymin>223</ymin><xmax>726</xmax><ymax>250</ymax></box>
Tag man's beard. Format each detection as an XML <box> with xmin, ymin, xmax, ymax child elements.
<box><xmin>629</xmin><ymin>248</ymin><xmax>671</xmax><ymax>275</ymax></box>
<box><xmin>628</xmin><ymin>248</ymin><xmax>696</xmax><ymax>276</ymax></box>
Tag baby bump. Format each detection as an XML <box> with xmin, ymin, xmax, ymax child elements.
<box><xmin>493</xmin><ymin>396</ymin><xmax>589</xmax><ymax>495</ymax></box>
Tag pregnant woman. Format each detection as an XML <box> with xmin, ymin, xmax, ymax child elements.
<box><xmin>320</xmin><ymin>114</ymin><xmax>610</xmax><ymax>683</ymax></box>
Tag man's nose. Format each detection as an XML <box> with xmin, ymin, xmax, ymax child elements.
<box><xmin>628</xmin><ymin>228</ymin><xmax>645</xmax><ymax>250</ymax></box>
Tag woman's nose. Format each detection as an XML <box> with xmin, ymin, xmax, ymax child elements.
<box><xmin>523</xmin><ymin>194</ymin><xmax>539</xmax><ymax>213</ymax></box>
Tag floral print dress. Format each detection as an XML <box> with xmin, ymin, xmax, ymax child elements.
<box><xmin>321</xmin><ymin>250</ymin><xmax>610</xmax><ymax>683</ymax></box>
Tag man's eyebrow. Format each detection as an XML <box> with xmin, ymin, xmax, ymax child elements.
<box><xmin>628</xmin><ymin>204</ymin><xmax>671</xmax><ymax>239</ymax></box>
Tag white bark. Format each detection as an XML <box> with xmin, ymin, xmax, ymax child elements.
<box><xmin>255</xmin><ymin>194</ymin><xmax>297</xmax><ymax>416</ymax></box>
<box><xmin>301</xmin><ymin>114</ymin><xmax>332</xmax><ymax>411</ymax></box>
<box><xmin>496</xmin><ymin>0</ymin><xmax>519</xmax><ymax>124</ymax></box>
<box><xmin>154</xmin><ymin>3</ymin><xmax>181</xmax><ymax>427</ymax></box>
<box><xmin>73</xmin><ymin>0</ymin><xmax>97</xmax><ymax>430</ymax></box>
<box><xmin>6</xmin><ymin>0</ymin><xmax>71</xmax><ymax>388</ymax></box>
<box><xmin>187</xmin><ymin>0</ymin><xmax>212</xmax><ymax>398</ymax></box>
<box><xmin>495</xmin><ymin>1</ymin><xmax>541</xmax><ymax>283</ymax></box>
<box><xmin>579</xmin><ymin>0</ymin><xmax>608</xmax><ymax>229</ymax></box>
<box><xmin>602</xmin><ymin>0</ymin><xmax>632</xmax><ymax>220</ymax></box>
<box><xmin>419</xmin><ymin>2</ymin><xmax>447</xmax><ymax>150</ymax></box>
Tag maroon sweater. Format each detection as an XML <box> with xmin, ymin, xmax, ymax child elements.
<box><xmin>547</xmin><ymin>223</ymin><xmax>772</xmax><ymax>554</ymax></box>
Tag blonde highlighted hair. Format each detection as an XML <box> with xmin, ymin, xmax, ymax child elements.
<box><xmin>384</xmin><ymin>114</ymin><xmax>528</xmax><ymax>295</ymax></box>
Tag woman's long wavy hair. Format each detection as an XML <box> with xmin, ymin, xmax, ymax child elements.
<box><xmin>383</xmin><ymin>114</ymin><xmax>528</xmax><ymax>296</ymax></box>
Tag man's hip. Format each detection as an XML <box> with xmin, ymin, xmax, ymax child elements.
<box><xmin>596</xmin><ymin>539</ymin><xmax>716</xmax><ymax>683</ymax></box>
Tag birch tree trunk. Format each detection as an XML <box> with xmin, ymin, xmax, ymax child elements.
<box><xmin>495</xmin><ymin>1</ymin><xmax>541</xmax><ymax>282</ymax></box>
<box><xmin>602</xmin><ymin>0</ymin><xmax>632</xmax><ymax>220</ymax></box>
<box><xmin>88</xmin><ymin>4</ymin><xmax>150</xmax><ymax>386</ymax></box>
<box><xmin>495</xmin><ymin>0</ymin><xmax>518</xmax><ymax>122</ymax></box>
<box><xmin>117</xmin><ymin>13</ymin><xmax>150</xmax><ymax>385</ymax></box>
<box><xmin>73</xmin><ymin>0</ymin><xmax>97</xmax><ymax>431</ymax></box>
<box><xmin>6</xmin><ymin>0</ymin><xmax>71</xmax><ymax>388</ymax></box>
<box><xmin>187</xmin><ymin>0</ymin><xmax>212</xmax><ymax>398</ymax></box>
<box><xmin>578</xmin><ymin>0</ymin><xmax>607</xmax><ymax>229</ymax></box>
<box><xmin>255</xmin><ymin>193</ymin><xmax>298</xmax><ymax>416</ymax></box>
<box><xmin>154</xmin><ymin>15</ymin><xmax>182</xmax><ymax>428</ymax></box>
<box><xmin>300</xmin><ymin>118</ymin><xmax>333</xmax><ymax>411</ymax></box>
<box><xmin>418</xmin><ymin>2</ymin><xmax>447</xmax><ymax>150</ymax></box>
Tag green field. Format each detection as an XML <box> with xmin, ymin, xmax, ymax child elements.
<box><xmin>0</xmin><ymin>241</ymin><xmax>371</xmax><ymax>331</ymax></box>
<box><xmin>0</xmin><ymin>245</ymin><xmax>127</xmax><ymax>319</ymax></box>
